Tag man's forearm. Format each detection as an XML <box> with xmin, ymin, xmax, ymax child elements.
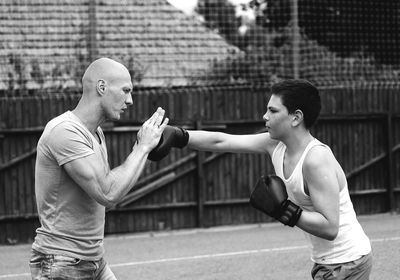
<box><xmin>104</xmin><ymin>143</ymin><xmax>149</xmax><ymax>206</ymax></box>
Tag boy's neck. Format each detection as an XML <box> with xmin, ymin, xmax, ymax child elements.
<box><xmin>283</xmin><ymin>130</ymin><xmax>314</xmax><ymax>156</ymax></box>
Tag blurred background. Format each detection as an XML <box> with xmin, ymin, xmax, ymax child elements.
<box><xmin>1</xmin><ymin>0</ymin><xmax>399</xmax><ymax>245</ymax></box>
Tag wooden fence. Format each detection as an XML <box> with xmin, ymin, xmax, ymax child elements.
<box><xmin>1</xmin><ymin>83</ymin><xmax>400</xmax><ymax>244</ymax></box>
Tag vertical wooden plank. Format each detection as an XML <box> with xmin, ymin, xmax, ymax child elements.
<box><xmin>195</xmin><ymin>120</ymin><xmax>205</xmax><ymax>227</ymax></box>
<box><xmin>212</xmin><ymin>87</ymin><xmax>218</xmax><ymax>121</ymax></box>
<box><xmin>17</xmin><ymin>135</ymin><xmax>25</xmax><ymax>215</ymax></box>
<box><xmin>202</xmin><ymin>88</ymin><xmax>208</xmax><ymax>121</ymax></box>
<box><xmin>144</xmin><ymin>90</ymin><xmax>151</xmax><ymax>120</ymax></box>
<box><xmin>161</xmin><ymin>88</ymin><xmax>168</xmax><ymax>120</ymax></box>
<box><xmin>139</xmin><ymin>91</ymin><xmax>146</xmax><ymax>121</ymax></box>
<box><xmin>41</xmin><ymin>95</ymin><xmax>49</xmax><ymax>123</ymax></box>
<box><xmin>10</xmin><ymin>137</ymin><xmax>18</xmax><ymax>216</ymax></box>
<box><xmin>228</xmin><ymin>86</ymin><xmax>234</xmax><ymax>120</ymax></box>
<box><xmin>0</xmin><ymin>98</ymin><xmax>5</xmax><ymax>128</ymax></box>
<box><xmin>29</xmin><ymin>142</ymin><xmax>37</xmax><ymax>214</ymax></box>
<box><xmin>254</xmin><ymin>85</ymin><xmax>262</xmax><ymax>120</ymax></box>
<box><xmin>0</xmin><ymin>169</ymin><xmax>5</xmax><ymax>215</ymax></box>
<box><xmin>5</xmin><ymin>103</ymin><xmax>19</xmax><ymax>217</ymax></box>
<box><xmin>16</xmin><ymin>97</ymin><xmax>23</xmax><ymax>128</ymax></box>
<box><xmin>22</xmin><ymin>97</ymin><xmax>29</xmax><ymax>128</ymax></box>
<box><xmin>184</xmin><ymin>87</ymin><xmax>191</xmax><ymax>122</ymax></box>
<box><xmin>7</xmin><ymin>97</ymin><xmax>16</xmax><ymax>129</ymax></box>
<box><xmin>241</xmin><ymin>86</ymin><xmax>247</xmax><ymax>120</ymax></box>
<box><xmin>385</xmin><ymin>103</ymin><xmax>395</xmax><ymax>212</ymax></box>
<box><xmin>167</xmin><ymin>89</ymin><xmax>175</xmax><ymax>121</ymax></box>
<box><xmin>50</xmin><ymin>95</ymin><xmax>58</xmax><ymax>119</ymax></box>
<box><xmin>178</xmin><ymin>88</ymin><xmax>184</xmax><ymax>121</ymax></box>
<box><xmin>24</xmin><ymin>98</ymin><xmax>34</xmax><ymax>215</ymax></box>
<box><xmin>246</xmin><ymin>86</ymin><xmax>252</xmax><ymax>120</ymax></box>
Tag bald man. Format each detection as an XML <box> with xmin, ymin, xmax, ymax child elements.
<box><xmin>30</xmin><ymin>58</ymin><xmax>168</xmax><ymax>279</ymax></box>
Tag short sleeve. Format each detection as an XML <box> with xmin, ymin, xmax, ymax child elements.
<box><xmin>46</xmin><ymin>121</ymin><xmax>95</xmax><ymax>166</ymax></box>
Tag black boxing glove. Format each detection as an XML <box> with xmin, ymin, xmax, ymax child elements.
<box><xmin>148</xmin><ymin>125</ymin><xmax>189</xmax><ymax>161</ymax></box>
<box><xmin>249</xmin><ymin>175</ymin><xmax>302</xmax><ymax>227</ymax></box>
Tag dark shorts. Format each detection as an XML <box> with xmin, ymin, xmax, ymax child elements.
<box><xmin>29</xmin><ymin>249</ymin><xmax>116</xmax><ymax>280</ymax></box>
<box><xmin>311</xmin><ymin>253</ymin><xmax>372</xmax><ymax>280</ymax></box>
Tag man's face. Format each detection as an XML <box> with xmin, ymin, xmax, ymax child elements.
<box><xmin>103</xmin><ymin>76</ymin><xmax>133</xmax><ymax>121</ymax></box>
<box><xmin>263</xmin><ymin>94</ymin><xmax>292</xmax><ymax>140</ymax></box>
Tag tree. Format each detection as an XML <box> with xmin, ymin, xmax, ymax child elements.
<box><xmin>195</xmin><ymin>0</ymin><xmax>241</xmax><ymax>45</ymax></box>
<box><xmin>194</xmin><ymin>0</ymin><xmax>400</xmax><ymax>84</ymax></box>
<box><xmin>258</xmin><ymin>0</ymin><xmax>400</xmax><ymax>65</ymax></box>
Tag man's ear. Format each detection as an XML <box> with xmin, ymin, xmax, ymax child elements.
<box><xmin>96</xmin><ymin>80</ymin><xmax>106</xmax><ymax>95</ymax></box>
<box><xmin>292</xmin><ymin>109</ymin><xmax>304</xmax><ymax>127</ymax></box>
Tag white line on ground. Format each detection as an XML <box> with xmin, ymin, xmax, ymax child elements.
<box><xmin>110</xmin><ymin>245</ymin><xmax>308</xmax><ymax>268</ymax></box>
<box><xmin>109</xmin><ymin>236</ymin><xmax>400</xmax><ymax>268</ymax></box>
<box><xmin>1</xmin><ymin>236</ymin><xmax>399</xmax><ymax>279</ymax></box>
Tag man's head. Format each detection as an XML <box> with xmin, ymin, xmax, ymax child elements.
<box><xmin>270</xmin><ymin>79</ymin><xmax>321</xmax><ymax>129</ymax></box>
<box><xmin>82</xmin><ymin>57</ymin><xmax>133</xmax><ymax>121</ymax></box>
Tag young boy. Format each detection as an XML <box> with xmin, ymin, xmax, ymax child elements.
<box><xmin>151</xmin><ymin>79</ymin><xmax>372</xmax><ymax>279</ymax></box>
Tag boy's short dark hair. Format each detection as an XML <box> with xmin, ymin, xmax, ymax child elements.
<box><xmin>271</xmin><ymin>79</ymin><xmax>321</xmax><ymax>129</ymax></box>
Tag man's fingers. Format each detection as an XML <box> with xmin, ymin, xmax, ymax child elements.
<box><xmin>145</xmin><ymin>107</ymin><xmax>164</xmax><ymax>126</ymax></box>
<box><xmin>159</xmin><ymin>117</ymin><xmax>169</xmax><ymax>131</ymax></box>
<box><xmin>154</xmin><ymin>109</ymin><xmax>166</xmax><ymax>127</ymax></box>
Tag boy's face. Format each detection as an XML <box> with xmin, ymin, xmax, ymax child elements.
<box><xmin>263</xmin><ymin>94</ymin><xmax>292</xmax><ymax>139</ymax></box>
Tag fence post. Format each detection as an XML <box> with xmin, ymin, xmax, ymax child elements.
<box><xmin>195</xmin><ymin>119</ymin><xmax>206</xmax><ymax>227</ymax></box>
<box><xmin>386</xmin><ymin>97</ymin><xmax>395</xmax><ymax>212</ymax></box>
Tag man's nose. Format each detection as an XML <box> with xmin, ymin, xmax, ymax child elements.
<box><xmin>125</xmin><ymin>93</ymin><xmax>133</xmax><ymax>105</ymax></box>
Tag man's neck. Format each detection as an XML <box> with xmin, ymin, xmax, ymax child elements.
<box><xmin>72</xmin><ymin>100</ymin><xmax>104</xmax><ymax>135</ymax></box>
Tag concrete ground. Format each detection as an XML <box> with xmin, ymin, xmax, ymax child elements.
<box><xmin>0</xmin><ymin>213</ymin><xmax>399</xmax><ymax>280</ymax></box>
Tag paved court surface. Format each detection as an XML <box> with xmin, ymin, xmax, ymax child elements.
<box><xmin>0</xmin><ymin>213</ymin><xmax>399</xmax><ymax>279</ymax></box>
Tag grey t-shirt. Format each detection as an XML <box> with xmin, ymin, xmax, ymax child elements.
<box><xmin>32</xmin><ymin>111</ymin><xmax>108</xmax><ymax>260</ymax></box>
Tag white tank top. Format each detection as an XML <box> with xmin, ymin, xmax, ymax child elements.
<box><xmin>271</xmin><ymin>139</ymin><xmax>371</xmax><ymax>264</ymax></box>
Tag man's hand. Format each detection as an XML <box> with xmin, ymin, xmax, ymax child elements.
<box><xmin>136</xmin><ymin>107</ymin><xmax>169</xmax><ymax>153</ymax></box>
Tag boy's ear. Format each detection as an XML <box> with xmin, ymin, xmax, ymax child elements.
<box><xmin>292</xmin><ymin>109</ymin><xmax>304</xmax><ymax>126</ymax></box>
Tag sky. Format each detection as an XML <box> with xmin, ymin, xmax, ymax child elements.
<box><xmin>167</xmin><ymin>0</ymin><xmax>251</xmax><ymax>15</ymax></box>
<box><xmin>167</xmin><ymin>0</ymin><xmax>198</xmax><ymax>14</ymax></box>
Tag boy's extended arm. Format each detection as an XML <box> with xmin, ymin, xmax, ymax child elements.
<box><xmin>187</xmin><ymin>130</ymin><xmax>277</xmax><ymax>155</ymax></box>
